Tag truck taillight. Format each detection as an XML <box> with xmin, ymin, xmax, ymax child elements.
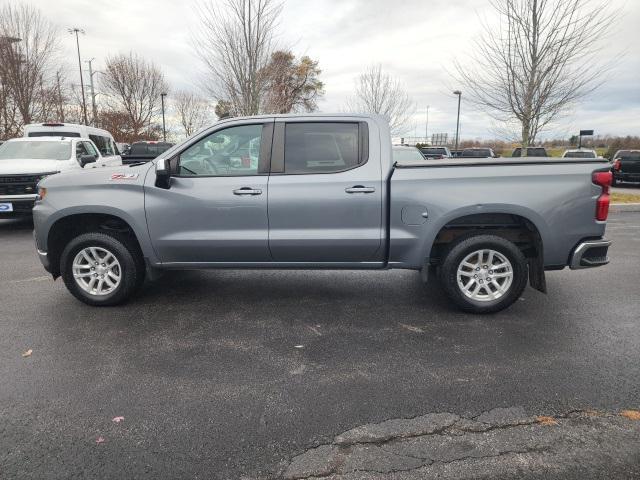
<box><xmin>592</xmin><ymin>171</ymin><xmax>612</xmax><ymax>221</ymax></box>
<box><xmin>613</xmin><ymin>159</ymin><xmax>621</xmax><ymax>171</ymax></box>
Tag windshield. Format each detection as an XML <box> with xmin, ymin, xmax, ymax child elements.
<box><xmin>0</xmin><ymin>141</ymin><xmax>71</xmax><ymax>161</ymax></box>
<box><xmin>564</xmin><ymin>150</ymin><xmax>596</xmax><ymax>158</ymax></box>
<box><xmin>393</xmin><ymin>147</ymin><xmax>425</xmax><ymax>162</ymax></box>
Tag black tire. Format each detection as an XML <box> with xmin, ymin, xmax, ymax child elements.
<box><xmin>438</xmin><ymin>234</ymin><xmax>528</xmax><ymax>314</ymax></box>
<box><xmin>60</xmin><ymin>231</ymin><xmax>145</xmax><ymax>306</ymax></box>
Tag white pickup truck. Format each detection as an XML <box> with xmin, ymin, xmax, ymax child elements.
<box><xmin>0</xmin><ymin>137</ymin><xmax>121</xmax><ymax>217</ymax></box>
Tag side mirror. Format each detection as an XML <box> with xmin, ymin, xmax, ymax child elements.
<box><xmin>155</xmin><ymin>157</ymin><xmax>171</xmax><ymax>189</ymax></box>
<box><xmin>79</xmin><ymin>154</ymin><xmax>97</xmax><ymax>167</ymax></box>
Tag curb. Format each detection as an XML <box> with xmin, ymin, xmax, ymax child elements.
<box><xmin>610</xmin><ymin>203</ymin><xmax>640</xmax><ymax>213</ymax></box>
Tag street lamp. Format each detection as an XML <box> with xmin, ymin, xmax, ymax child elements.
<box><xmin>425</xmin><ymin>105</ymin><xmax>430</xmax><ymax>144</ymax></box>
<box><xmin>160</xmin><ymin>92</ymin><xmax>167</xmax><ymax>142</ymax></box>
<box><xmin>453</xmin><ymin>90</ymin><xmax>462</xmax><ymax>151</ymax></box>
<box><xmin>68</xmin><ymin>27</ymin><xmax>88</xmax><ymax>126</ymax></box>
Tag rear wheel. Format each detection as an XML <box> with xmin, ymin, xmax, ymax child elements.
<box><xmin>438</xmin><ymin>235</ymin><xmax>528</xmax><ymax>314</ymax></box>
<box><xmin>60</xmin><ymin>232</ymin><xmax>144</xmax><ymax>306</ymax></box>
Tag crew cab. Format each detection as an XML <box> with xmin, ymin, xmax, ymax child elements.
<box><xmin>32</xmin><ymin>114</ymin><xmax>612</xmax><ymax>313</ymax></box>
<box><xmin>0</xmin><ymin>137</ymin><xmax>121</xmax><ymax>217</ymax></box>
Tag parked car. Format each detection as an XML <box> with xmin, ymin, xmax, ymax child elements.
<box><xmin>23</xmin><ymin>123</ymin><xmax>121</xmax><ymax>164</ymax></box>
<box><xmin>392</xmin><ymin>145</ymin><xmax>426</xmax><ymax>162</ymax></box>
<box><xmin>0</xmin><ymin>137</ymin><xmax>121</xmax><ymax>217</ymax></box>
<box><xmin>562</xmin><ymin>149</ymin><xmax>597</xmax><ymax>158</ymax></box>
<box><xmin>32</xmin><ymin>114</ymin><xmax>612</xmax><ymax>314</ymax></box>
<box><xmin>512</xmin><ymin>147</ymin><xmax>549</xmax><ymax>157</ymax></box>
<box><xmin>121</xmin><ymin>141</ymin><xmax>174</xmax><ymax>164</ymax></box>
<box><xmin>461</xmin><ymin>148</ymin><xmax>497</xmax><ymax>158</ymax></box>
<box><xmin>611</xmin><ymin>150</ymin><xmax>640</xmax><ymax>186</ymax></box>
<box><xmin>419</xmin><ymin>146</ymin><xmax>451</xmax><ymax>159</ymax></box>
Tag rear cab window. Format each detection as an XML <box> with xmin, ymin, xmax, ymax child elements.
<box><xmin>283</xmin><ymin>122</ymin><xmax>365</xmax><ymax>174</ymax></box>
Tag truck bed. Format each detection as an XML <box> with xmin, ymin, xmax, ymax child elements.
<box><xmin>388</xmin><ymin>156</ymin><xmax>609</xmax><ymax>270</ymax></box>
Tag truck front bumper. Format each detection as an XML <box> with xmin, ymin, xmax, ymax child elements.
<box><xmin>569</xmin><ymin>239</ymin><xmax>611</xmax><ymax>269</ymax></box>
<box><xmin>0</xmin><ymin>194</ymin><xmax>37</xmax><ymax>217</ymax></box>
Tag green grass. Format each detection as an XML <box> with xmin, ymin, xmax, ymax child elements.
<box><xmin>611</xmin><ymin>192</ymin><xmax>640</xmax><ymax>204</ymax></box>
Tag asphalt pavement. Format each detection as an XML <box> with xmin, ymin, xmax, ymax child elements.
<box><xmin>1</xmin><ymin>213</ymin><xmax>639</xmax><ymax>479</ymax></box>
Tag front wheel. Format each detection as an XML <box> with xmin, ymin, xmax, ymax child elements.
<box><xmin>438</xmin><ymin>235</ymin><xmax>528</xmax><ymax>314</ymax></box>
<box><xmin>60</xmin><ymin>232</ymin><xmax>145</xmax><ymax>306</ymax></box>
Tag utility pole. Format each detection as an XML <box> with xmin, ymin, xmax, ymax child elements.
<box><xmin>160</xmin><ymin>92</ymin><xmax>167</xmax><ymax>142</ymax></box>
<box><xmin>425</xmin><ymin>105</ymin><xmax>430</xmax><ymax>144</ymax></box>
<box><xmin>85</xmin><ymin>58</ymin><xmax>98</xmax><ymax>124</ymax></box>
<box><xmin>55</xmin><ymin>71</ymin><xmax>65</xmax><ymax>122</ymax></box>
<box><xmin>453</xmin><ymin>90</ymin><xmax>462</xmax><ymax>151</ymax></box>
<box><xmin>68</xmin><ymin>28</ymin><xmax>88</xmax><ymax>125</ymax></box>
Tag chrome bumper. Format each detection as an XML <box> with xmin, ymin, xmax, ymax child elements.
<box><xmin>569</xmin><ymin>239</ymin><xmax>611</xmax><ymax>269</ymax></box>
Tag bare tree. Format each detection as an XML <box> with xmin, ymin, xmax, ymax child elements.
<box><xmin>261</xmin><ymin>50</ymin><xmax>324</xmax><ymax>114</ymax></box>
<box><xmin>456</xmin><ymin>0</ymin><xmax>616</xmax><ymax>147</ymax></box>
<box><xmin>101</xmin><ymin>52</ymin><xmax>168</xmax><ymax>138</ymax></box>
<box><xmin>174</xmin><ymin>90</ymin><xmax>211</xmax><ymax>137</ymax></box>
<box><xmin>345</xmin><ymin>64</ymin><xmax>415</xmax><ymax>135</ymax></box>
<box><xmin>0</xmin><ymin>2</ymin><xmax>60</xmax><ymax>132</ymax></box>
<box><xmin>194</xmin><ymin>0</ymin><xmax>282</xmax><ymax>116</ymax></box>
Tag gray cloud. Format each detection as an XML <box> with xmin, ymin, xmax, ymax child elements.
<box><xmin>22</xmin><ymin>0</ymin><xmax>640</xmax><ymax>139</ymax></box>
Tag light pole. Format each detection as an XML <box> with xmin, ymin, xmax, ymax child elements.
<box><xmin>425</xmin><ymin>105</ymin><xmax>430</xmax><ymax>144</ymax></box>
<box><xmin>68</xmin><ymin>27</ymin><xmax>88</xmax><ymax>125</ymax></box>
<box><xmin>85</xmin><ymin>58</ymin><xmax>98</xmax><ymax>124</ymax></box>
<box><xmin>160</xmin><ymin>92</ymin><xmax>167</xmax><ymax>142</ymax></box>
<box><xmin>453</xmin><ymin>90</ymin><xmax>462</xmax><ymax>151</ymax></box>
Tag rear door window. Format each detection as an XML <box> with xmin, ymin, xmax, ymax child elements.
<box><xmin>284</xmin><ymin>123</ymin><xmax>360</xmax><ymax>174</ymax></box>
<box><xmin>89</xmin><ymin>135</ymin><xmax>115</xmax><ymax>156</ymax></box>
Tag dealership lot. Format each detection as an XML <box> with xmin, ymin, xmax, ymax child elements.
<box><xmin>1</xmin><ymin>212</ymin><xmax>639</xmax><ymax>479</ymax></box>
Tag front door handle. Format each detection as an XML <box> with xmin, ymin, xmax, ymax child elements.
<box><xmin>345</xmin><ymin>185</ymin><xmax>376</xmax><ymax>194</ymax></box>
<box><xmin>233</xmin><ymin>187</ymin><xmax>262</xmax><ymax>196</ymax></box>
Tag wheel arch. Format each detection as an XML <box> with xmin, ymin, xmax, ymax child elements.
<box><xmin>424</xmin><ymin>207</ymin><xmax>549</xmax><ymax>293</ymax></box>
<box><xmin>46</xmin><ymin>210</ymin><xmax>148</xmax><ymax>278</ymax></box>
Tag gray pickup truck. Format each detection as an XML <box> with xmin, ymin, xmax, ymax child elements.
<box><xmin>32</xmin><ymin>114</ymin><xmax>612</xmax><ymax>313</ymax></box>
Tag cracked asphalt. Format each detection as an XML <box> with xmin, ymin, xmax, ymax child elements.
<box><xmin>1</xmin><ymin>212</ymin><xmax>639</xmax><ymax>479</ymax></box>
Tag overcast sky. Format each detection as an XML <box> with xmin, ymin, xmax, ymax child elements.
<box><xmin>25</xmin><ymin>0</ymin><xmax>640</xmax><ymax>140</ymax></box>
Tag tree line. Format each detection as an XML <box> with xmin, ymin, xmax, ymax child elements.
<box><xmin>0</xmin><ymin>0</ymin><xmax>620</xmax><ymax>145</ymax></box>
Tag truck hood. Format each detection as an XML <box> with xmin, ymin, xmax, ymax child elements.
<box><xmin>0</xmin><ymin>159</ymin><xmax>71</xmax><ymax>175</ymax></box>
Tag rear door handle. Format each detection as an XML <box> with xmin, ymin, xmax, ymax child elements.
<box><xmin>233</xmin><ymin>187</ymin><xmax>262</xmax><ymax>196</ymax></box>
<box><xmin>345</xmin><ymin>186</ymin><xmax>376</xmax><ymax>194</ymax></box>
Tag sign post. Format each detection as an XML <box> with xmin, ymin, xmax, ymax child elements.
<box><xmin>578</xmin><ymin>129</ymin><xmax>594</xmax><ymax>149</ymax></box>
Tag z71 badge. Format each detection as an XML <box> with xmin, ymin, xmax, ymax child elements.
<box><xmin>110</xmin><ymin>173</ymin><xmax>139</xmax><ymax>181</ymax></box>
